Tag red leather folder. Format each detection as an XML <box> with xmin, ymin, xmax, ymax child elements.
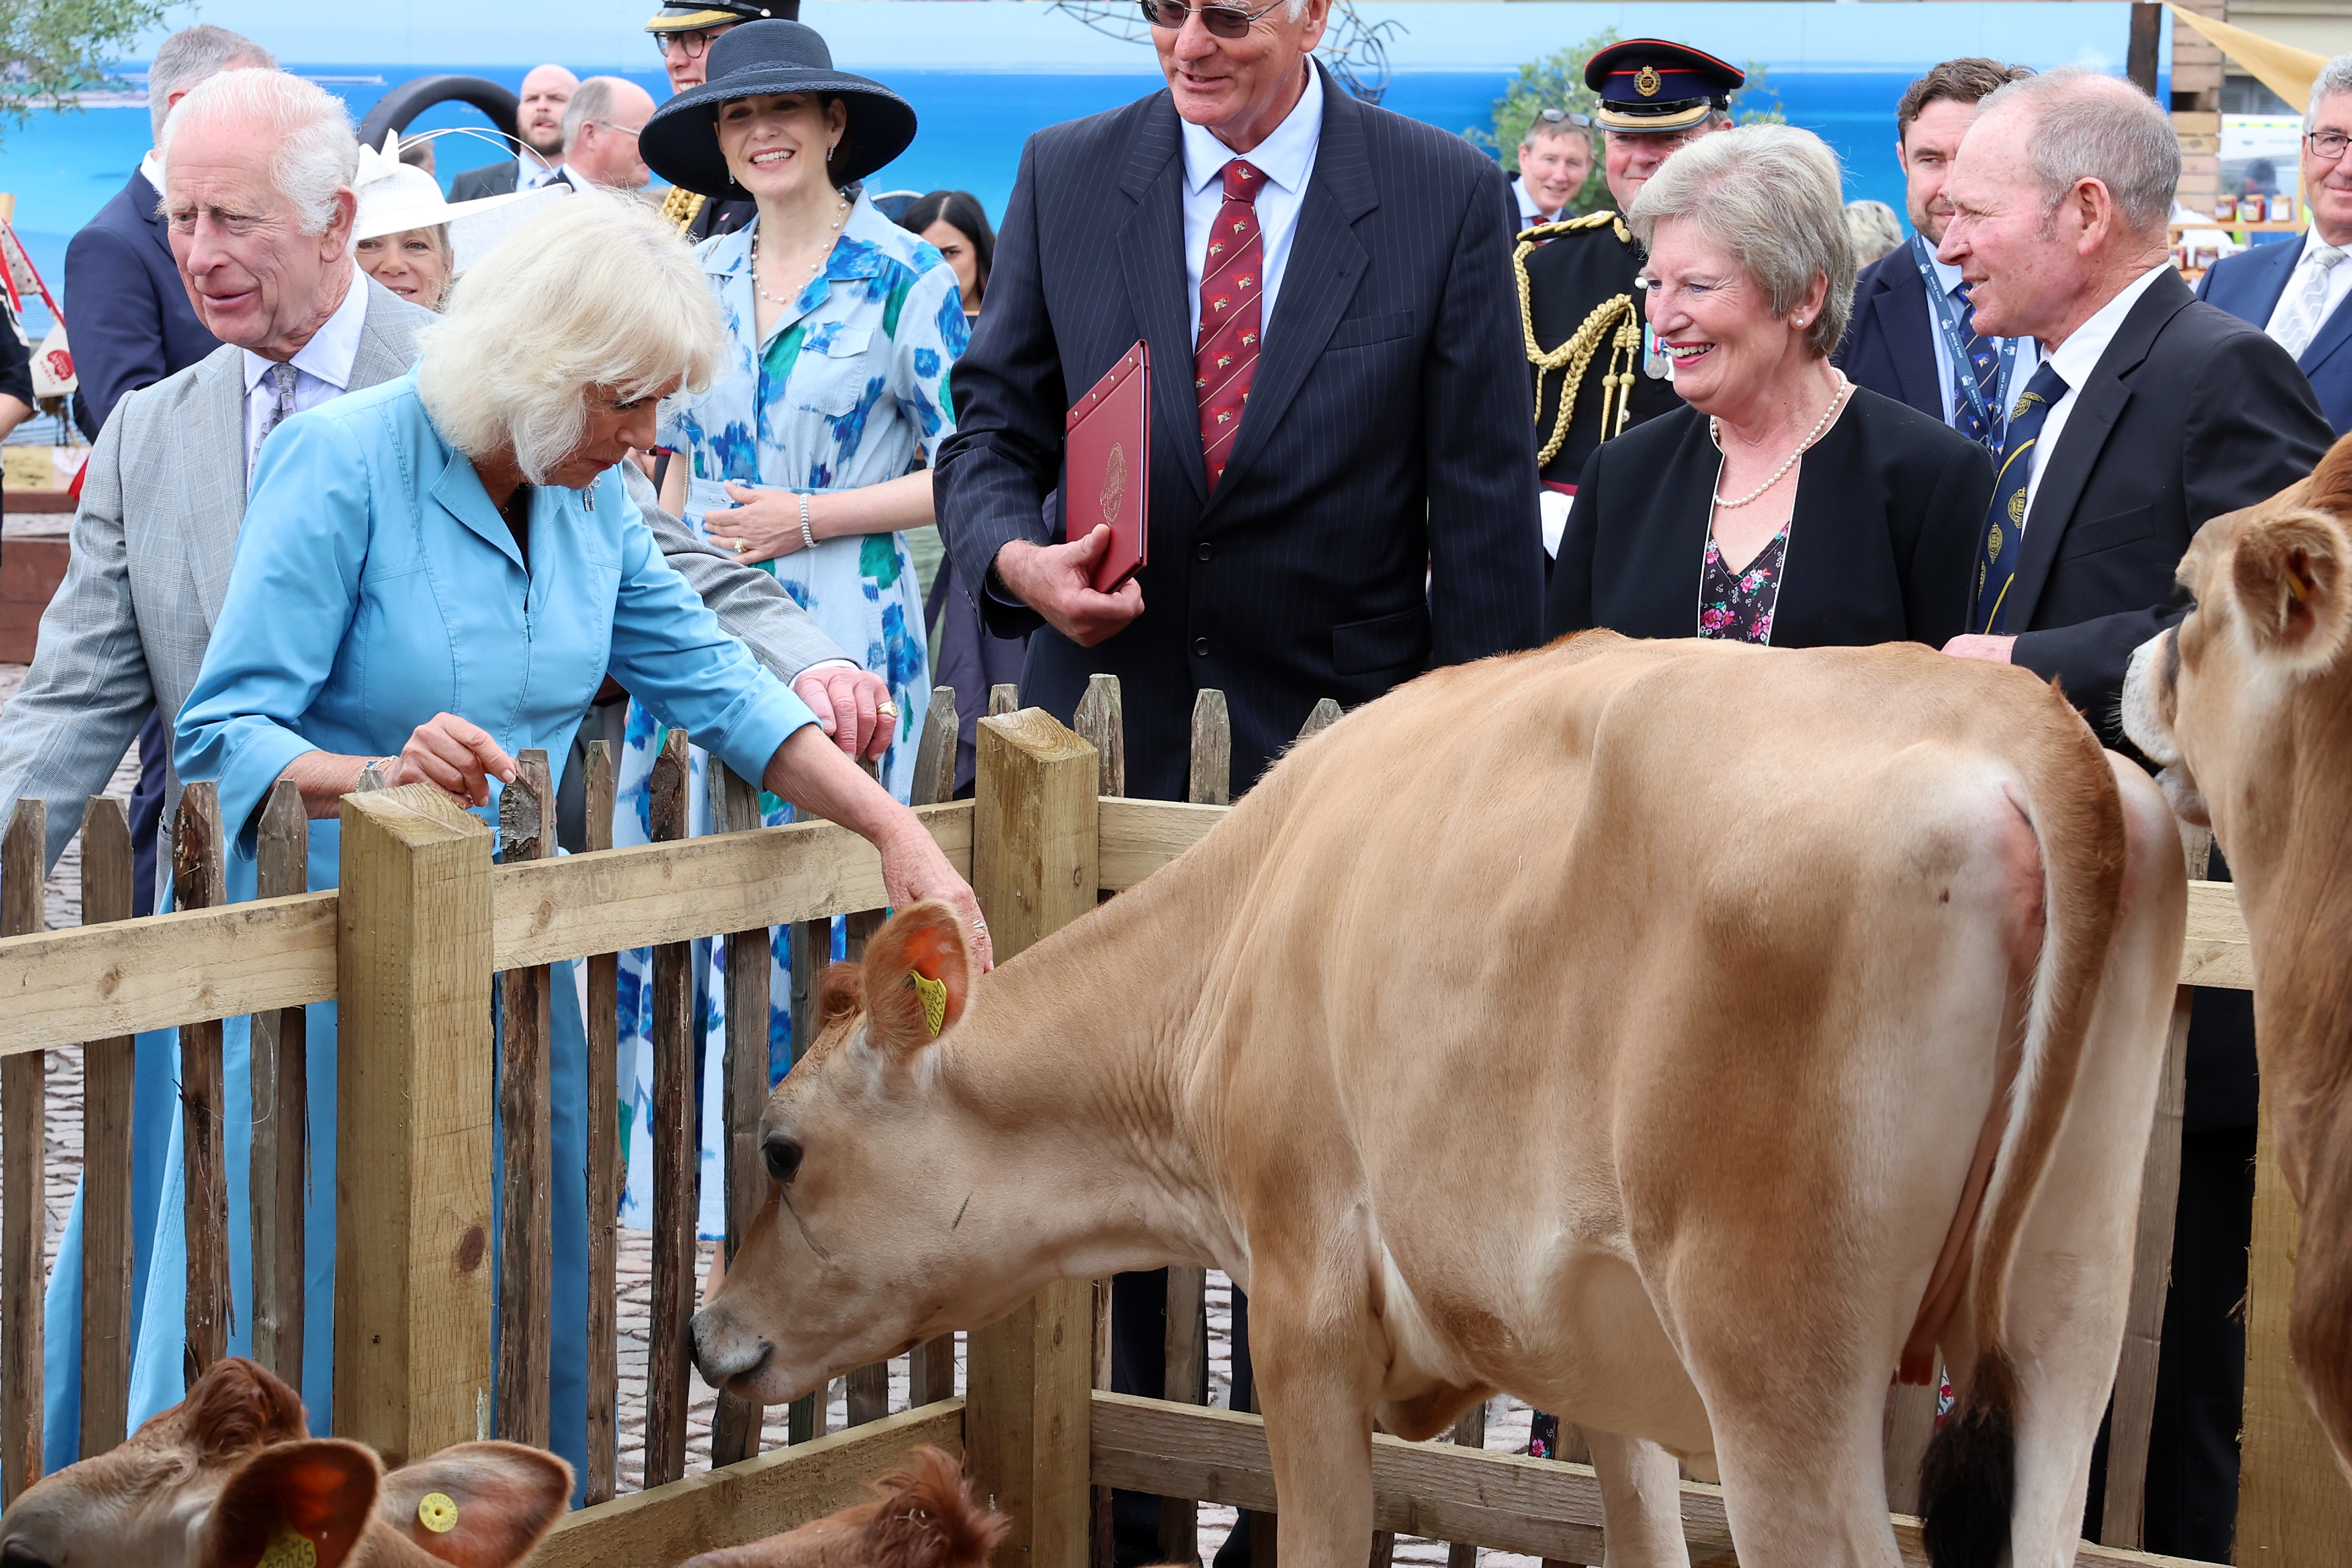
<box><xmin>1065</xmin><ymin>341</ymin><xmax>1149</xmax><ymax>594</ymax></box>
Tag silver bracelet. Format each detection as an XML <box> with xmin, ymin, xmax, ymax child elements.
<box><xmin>798</xmin><ymin>492</ymin><xmax>818</xmax><ymax>553</ymax></box>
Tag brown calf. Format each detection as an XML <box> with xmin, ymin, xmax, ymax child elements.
<box><xmin>679</xmin><ymin>1446</ymin><xmax>1007</xmax><ymax>1568</ymax></box>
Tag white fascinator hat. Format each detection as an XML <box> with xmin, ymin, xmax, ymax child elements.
<box><xmin>353</xmin><ymin>130</ymin><xmax>569</xmax><ymax>270</ymax></box>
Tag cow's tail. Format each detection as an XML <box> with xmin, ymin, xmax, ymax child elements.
<box><xmin>1919</xmin><ymin>715</ymin><xmax>2127</xmax><ymax>1568</ymax></box>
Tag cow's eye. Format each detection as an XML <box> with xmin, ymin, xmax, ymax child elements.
<box><xmin>764</xmin><ymin>1134</ymin><xmax>804</xmax><ymax>1185</ymax></box>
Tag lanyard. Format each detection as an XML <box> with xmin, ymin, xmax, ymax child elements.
<box><xmin>1912</xmin><ymin>233</ymin><xmax>2018</xmax><ymax>437</ymax></box>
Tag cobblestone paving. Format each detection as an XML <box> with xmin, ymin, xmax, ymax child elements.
<box><xmin>9</xmin><ymin>659</ymin><xmax>1543</xmax><ymax>1566</ymax></box>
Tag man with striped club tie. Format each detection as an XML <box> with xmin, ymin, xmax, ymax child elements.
<box><xmin>1936</xmin><ymin>66</ymin><xmax>2332</xmax><ymax>1560</ymax></box>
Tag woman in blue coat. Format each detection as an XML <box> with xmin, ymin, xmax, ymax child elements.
<box><xmin>169</xmin><ymin>193</ymin><xmax>989</xmax><ymax>1485</ymax></box>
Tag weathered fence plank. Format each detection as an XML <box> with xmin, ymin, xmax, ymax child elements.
<box><xmin>1074</xmin><ymin>674</ymin><xmax>1126</xmax><ymax>800</ymax></box>
<box><xmin>334</xmin><ymin>784</ymin><xmax>494</xmax><ymax>1470</ymax></box>
<box><xmin>582</xmin><ymin>741</ymin><xmax>621</xmax><ymax>1505</ymax></box>
<box><xmin>1297</xmin><ymin>697</ymin><xmax>1342</xmax><ymax>741</ymax></box>
<box><xmin>2</xmin><ymin>800</ymin><xmax>44</xmax><ymax>1503</ymax></box>
<box><xmin>251</xmin><ymin>780</ymin><xmax>309</xmax><ymax>1392</ymax></box>
<box><xmin>711</xmin><ymin>762</ymin><xmax>773</xmax><ymax>1469</ymax></box>
<box><xmin>787</xmin><ymin>898</ymin><xmax>830</xmax><ymax>1449</ymax></box>
<box><xmin>914</xmin><ymin>685</ymin><xmax>957</xmax><ymax>810</ymax></box>
<box><xmin>173</xmin><ymin>784</ymin><xmax>230</xmax><ymax>1375</ymax></box>
<box><xmin>646</xmin><ymin>727</ymin><xmax>697</xmax><ymax>1489</ymax></box>
<box><xmin>848</xmin><ymin>1362</ymin><xmax>890</xmax><ymax>1428</ymax></box>
<box><xmin>990</xmin><ymin>683</ymin><xmax>1020</xmax><ymax>718</ymax></box>
<box><xmin>1444</xmin><ymin>1400</ymin><xmax>1488</xmax><ymax>1568</ymax></box>
<box><xmin>78</xmin><ymin>798</ymin><xmax>135</xmax><ymax>1459</ymax></box>
<box><xmin>496</xmin><ymin>750</ymin><xmax>555</xmax><ymax>1450</ymax></box>
<box><xmin>966</xmin><ymin>709</ymin><xmax>1098</xmax><ymax>1568</ymax></box>
<box><xmin>1187</xmin><ymin>690</ymin><xmax>1232</xmax><ymax>808</ymax></box>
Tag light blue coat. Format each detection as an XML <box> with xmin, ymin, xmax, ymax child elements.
<box><xmin>167</xmin><ymin>371</ymin><xmax>815</xmax><ymax>1489</ymax></box>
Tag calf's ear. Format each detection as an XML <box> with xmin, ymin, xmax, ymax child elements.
<box><xmin>862</xmin><ymin>899</ymin><xmax>977</xmax><ymax>1057</ymax></box>
<box><xmin>2230</xmin><ymin>506</ymin><xmax>2352</xmax><ymax>670</ymax></box>
<box><xmin>376</xmin><ymin>1441</ymin><xmax>572</xmax><ymax>1568</ymax></box>
<box><xmin>199</xmin><ymin>1439</ymin><xmax>379</xmax><ymax>1568</ymax></box>
<box><xmin>2307</xmin><ymin>429</ymin><xmax>2352</xmax><ymax>522</ymax></box>
<box><xmin>183</xmin><ymin>1355</ymin><xmax>310</xmax><ymax>1459</ymax></box>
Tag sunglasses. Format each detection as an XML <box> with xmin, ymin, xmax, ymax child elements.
<box><xmin>1536</xmin><ymin>108</ymin><xmax>1594</xmax><ymax>127</ymax></box>
<box><xmin>1136</xmin><ymin>0</ymin><xmax>1288</xmax><ymax>39</ymax></box>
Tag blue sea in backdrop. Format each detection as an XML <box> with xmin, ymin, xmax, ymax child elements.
<box><xmin>3</xmin><ymin>1</ymin><xmax>2167</xmax><ymax>335</ymax></box>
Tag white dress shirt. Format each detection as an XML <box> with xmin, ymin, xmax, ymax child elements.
<box><xmin>1922</xmin><ymin>246</ymin><xmax>2039</xmax><ymax>428</ymax></box>
<box><xmin>243</xmin><ymin>265</ymin><xmax>369</xmax><ymax>480</ymax></box>
<box><xmin>1182</xmin><ymin>60</ymin><xmax>1323</xmax><ymax>347</ymax></box>
<box><xmin>2262</xmin><ymin>227</ymin><xmax>2352</xmax><ymax>350</ymax></box>
<box><xmin>2021</xmin><ymin>262</ymin><xmax>2173</xmax><ymax>525</ymax></box>
<box><xmin>1512</xmin><ymin>176</ymin><xmax>1558</xmax><ymax>231</ymax></box>
<box><xmin>521</xmin><ymin>151</ymin><xmax>563</xmax><ymax>189</ymax></box>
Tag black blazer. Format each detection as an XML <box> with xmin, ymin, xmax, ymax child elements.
<box><xmin>65</xmin><ymin>167</ymin><xmax>222</xmax><ymax>438</ymax></box>
<box><xmin>2005</xmin><ymin>269</ymin><xmax>2334</xmax><ymax>734</ymax></box>
<box><xmin>448</xmin><ymin>159</ymin><xmax>521</xmax><ymax>201</ymax></box>
<box><xmin>1547</xmin><ymin>386</ymin><xmax>1991</xmax><ymax>649</ymax></box>
<box><xmin>935</xmin><ymin>67</ymin><xmax>1542</xmax><ymax>801</ymax></box>
<box><xmin>1835</xmin><ymin>245</ymin><xmax>1944</xmax><ymax>421</ymax></box>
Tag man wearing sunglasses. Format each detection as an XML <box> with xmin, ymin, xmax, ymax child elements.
<box><xmin>1514</xmin><ymin>108</ymin><xmax>1594</xmax><ymax>229</ymax></box>
<box><xmin>937</xmin><ymin>7</ymin><xmax>1540</xmax><ymax>1556</ymax></box>
<box><xmin>1517</xmin><ymin>40</ymin><xmax>1739</xmax><ymax>558</ymax></box>
<box><xmin>646</xmin><ymin>1</ymin><xmax>795</xmax><ymax>239</ymax></box>
<box><xmin>2196</xmin><ymin>51</ymin><xmax>2352</xmax><ymax>435</ymax></box>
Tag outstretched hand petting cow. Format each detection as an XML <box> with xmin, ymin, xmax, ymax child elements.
<box><xmin>693</xmin><ymin>631</ymin><xmax>2188</xmax><ymax>1568</ymax></box>
<box><xmin>2124</xmin><ymin>428</ymin><xmax>2352</xmax><ymax>1484</ymax></box>
<box><xmin>0</xmin><ymin>1357</ymin><xmax>571</xmax><ymax>1568</ymax></box>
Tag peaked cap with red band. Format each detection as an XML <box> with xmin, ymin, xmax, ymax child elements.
<box><xmin>1584</xmin><ymin>40</ymin><xmax>1746</xmax><ymax>132</ymax></box>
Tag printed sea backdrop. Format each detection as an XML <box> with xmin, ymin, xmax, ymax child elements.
<box><xmin>4</xmin><ymin>0</ymin><xmax>2167</xmax><ymax>335</ymax></box>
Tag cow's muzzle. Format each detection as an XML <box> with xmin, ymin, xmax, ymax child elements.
<box><xmin>689</xmin><ymin>1305</ymin><xmax>775</xmax><ymax>1393</ymax></box>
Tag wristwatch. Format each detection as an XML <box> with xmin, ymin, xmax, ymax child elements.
<box><xmin>356</xmin><ymin>756</ymin><xmax>400</xmax><ymax>792</ymax></box>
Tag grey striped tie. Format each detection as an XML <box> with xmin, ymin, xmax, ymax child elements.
<box><xmin>2273</xmin><ymin>243</ymin><xmax>2345</xmax><ymax>361</ymax></box>
<box><xmin>249</xmin><ymin>362</ymin><xmax>298</xmax><ymax>486</ymax></box>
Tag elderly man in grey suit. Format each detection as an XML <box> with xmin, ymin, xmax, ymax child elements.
<box><xmin>12</xmin><ymin>66</ymin><xmax>887</xmax><ymax>1465</ymax></box>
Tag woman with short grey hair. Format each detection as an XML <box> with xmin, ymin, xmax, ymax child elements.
<box><xmin>1548</xmin><ymin>123</ymin><xmax>1993</xmax><ymax>650</ymax></box>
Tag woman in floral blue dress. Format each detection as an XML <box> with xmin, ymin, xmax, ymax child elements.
<box><xmin>616</xmin><ymin>19</ymin><xmax>967</xmax><ymax>1229</ymax></box>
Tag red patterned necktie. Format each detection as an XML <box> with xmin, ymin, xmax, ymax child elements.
<box><xmin>1195</xmin><ymin>158</ymin><xmax>1265</xmax><ymax>491</ymax></box>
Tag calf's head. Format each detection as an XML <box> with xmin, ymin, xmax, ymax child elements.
<box><xmin>2123</xmin><ymin>431</ymin><xmax>2352</xmax><ymax>856</ymax></box>
<box><xmin>693</xmin><ymin>900</ymin><xmax>1001</xmax><ymax>1406</ymax></box>
<box><xmin>0</xmin><ymin>1358</ymin><xmax>570</xmax><ymax>1568</ymax></box>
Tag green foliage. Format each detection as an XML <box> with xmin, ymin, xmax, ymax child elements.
<box><xmin>0</xmin><ymin>0</ymin><xmax>177</xmax><ymax>145</ymax></box>
<box><xmin>1466</xmin><ymin>32</ymin><xmax>1783</xmax><ymax>216</ymax></box>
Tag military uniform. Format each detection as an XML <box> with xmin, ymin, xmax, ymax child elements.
<box><xmin>1516</xmin><ymin>40</ymin><xmax>1745</xmax><ymax>492</ymax></box>
<box><xmin>646</xmin><ymin>0</ymin><xmax>795</xmax><ymax>242</ymax></box>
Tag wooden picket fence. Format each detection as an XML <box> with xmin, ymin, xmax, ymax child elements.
<box><xmin>0</xmin><ymin>677</ymin><xmax>2339</xmax><ymax>1568</ymax></box>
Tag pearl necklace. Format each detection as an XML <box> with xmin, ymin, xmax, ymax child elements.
<box><xmin>752</xmin><ymin>191</ymin><xmax>850</xmax><ymax>308</ymax></box>
<box><xmin>1708</xmin><ymin>371</ymin><xmax>1852</xmax><ymax>508</ymax></box>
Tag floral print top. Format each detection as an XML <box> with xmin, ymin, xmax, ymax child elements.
<box><xmin>1697</xmin><ymin>525</ymin><xmax>1790</xmax><ymax>645</ymax></box>
<box><xmin>655</xmin><ymin>188</ymin><xmax>969</xmax><ymax>799</ymax></box>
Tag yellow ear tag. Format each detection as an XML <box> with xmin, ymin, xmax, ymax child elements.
<box><xmin>911</xmin><ymin>972</ymin><xmax>948</xmax><ymax>1037</ymax></box>
<box><xmin>258</xmin><ymin>1528</ymin><xmax>318</xmax><ymax>1568</ymax></box>
<box><xmin>417</xmin><ymin>1493</ymin><xmax>461</xmax><ymax>1534</ymax></box>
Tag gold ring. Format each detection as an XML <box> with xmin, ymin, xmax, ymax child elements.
<box><xmin>876</xmin><ymin>701</ymin><xmax>901</xmax><ymax>720</ymax></box>
<box><xmin>734</xmin><ymin>537</ymin><xmax>750</xmax><ymax>553</ymax></box>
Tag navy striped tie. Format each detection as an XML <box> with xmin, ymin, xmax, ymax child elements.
<box><xmin>1972</xmin><ymin>360</ymin><xmax>2069</xmax><ymax>636</ymax></box>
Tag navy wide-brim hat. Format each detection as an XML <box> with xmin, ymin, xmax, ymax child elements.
<box><xmin>1584</xmin><ymin>39</ymin><xmax>1746</xmax><ymax>132</ymax></box>
<box><xmin>641</xmin><ymin>19</ymin><xmax>916</xmax><ymax>196</ymax></box>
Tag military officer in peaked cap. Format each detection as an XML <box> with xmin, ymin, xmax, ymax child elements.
<box><xmin>647</xmin><ymin>0</ymin><xmax>800</xmax><ymax>241</ymax></box>
<box><xmin>1518</xmin><ymin>40</ymin><xmax>1742</xmax><ymax>559</ymax></box>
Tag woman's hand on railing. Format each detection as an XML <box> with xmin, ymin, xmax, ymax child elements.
<box><xmin>393</xmin><ymin>713</ymin><xmax>519</xmax><ymax>808</ymax></box>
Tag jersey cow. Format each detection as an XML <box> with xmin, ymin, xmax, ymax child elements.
<box><xmin>0</xmin><ymin>1357</ymin><xmax>571</xmax><ymax>1568</ymax></box>
<box><xmin>2123</xmin><ymin>429</ymin><xmax>2352</xmax><ymax>1481</ymax></box>
<box><xmin>695</xmin><ymin>633</ymin><xmax>2187</xmax><ymax>1568</ymax></box>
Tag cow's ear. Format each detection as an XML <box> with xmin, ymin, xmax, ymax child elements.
<box><xmin>2306</xmin><ymin>429</ymin><xmax>2352</xmax><ymax>522</ymax></box>
<box><xmin>861</xmin><ymin>900</ymin><xmax>976</xmax><ymax>1057</ymax></box>
<box><xmin>186</xmin><ymin>1355</ymin><xmax>310</xmax><ymax>1459</ymax></box>
<box><xmin>2230</xmin><ymin>506</ymin><xmax>2352</xmax><ymax>669</ymax></box>
<box><xmin>376</xmin><ymin>1441</ymin><xmax>572</xmax><ymax>1568</ymax></box>
<box><xmin>200</xmin><ymin>1440</ymin><xmax>378</xmax><ymax>1568</ymax></box>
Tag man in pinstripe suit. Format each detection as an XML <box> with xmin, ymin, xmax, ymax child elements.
<box><xmin>935</xmin><ymin>0</ymin><xmax>1542</xmax><ymax>811</ymax></box>
<box><xmin>934</xmin><ymin>3</ymin><xmax>1539</xmax><ymax>1561</ymax></box>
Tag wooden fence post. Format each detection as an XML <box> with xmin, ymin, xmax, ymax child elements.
<box><xmin>582</xmin><ymin>741</ymin><xmax>621</xmax><ymax>1505</ymax></box>
<box><xmin>906</xmin><ymin>686</ymin><xmax>961</xmax><ymax>1410</ymax></box>
<box><xmin>2</xmin><ymin>800</ymin><xmax>44</xmax><ymax>1503</ymax></box>
<box><xmin>645</xmin><ymin>727</ymin><xmax>697</xmax><ymax>1488</ymax></box>
<box><xmin>174</xmin><ymin>784</ymin><xmax>231</xmax><ymax>1375</ymax></box>
<box><xmin>712</xmin><ymin>762</ymin><xmax>775</xmax><ymax>1469</ymax></box>
<box><xmin>1444</xmin><ymin>1400</ymin><xmax>1487</xmax><ymax>1568</ymax></box>
<box><xmin>496</xmin><ymin>752</ymin><xmax>554</xmax><ymax>1450</ymax></box>
<box><xmin>989</xmin><ymin>684</ymin><xmax>1020</xmax><ymax>719</ymax></box>
<box><xmin>965</xmin><ymin>709</ymin><xmax>1098</xmax><ymax>1568</ymax></box>
<box><xmin>252</xmin><ymin>780</ymin><xmax>310</xmax><ymax>1393</ymax></box>
<box><xmin>79</xmin><ymin>797</ymin><xmax>135</xmax><ymax>1459</ymax></box>
<box><xmin>1071</xmin><ymin>673</ymin><xmax>1124</xmax><ymax>1568</ymax></box>
<box><xmin>334</xmin><ymin>784</ymin><xmax>494</xmax><ymax>1468</ymax></box>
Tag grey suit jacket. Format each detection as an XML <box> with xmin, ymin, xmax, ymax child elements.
<box><xmin>0</xmin><ymin>274</ymin><xmax>850</xmax><ymax>873</ymax></box>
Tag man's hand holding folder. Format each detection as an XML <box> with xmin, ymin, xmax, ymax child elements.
<box><xmin>994</xmin><ymin>524</ymin><xmax>1145</xmax><ymax>648</ymax></box>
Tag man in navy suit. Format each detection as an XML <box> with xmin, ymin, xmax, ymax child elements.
<box><xmin>2196</xmin><ymin>52</ymin><xmax>2352</xmax><ymax>435</ymax></box>
<box><xmin>935</xmin><ymin>0</ymin><xmax>1538</xmax><ymax>1558</ymax></box>
<box><xmin>64</xmin><ymin>22</ymin><xmax>271</xmax><ymax>919</ymax></box>
<box><xmin>1835</xmin><ymin>57</ymin><xmax>2038</xmax><ymax>446</ymax></box>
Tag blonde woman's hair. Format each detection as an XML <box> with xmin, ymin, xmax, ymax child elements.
<box><xmin>417</xmin><ymin>193</ymin><xmax>723</xmax><ymax>483</ymax></box>
<box><xmin>1628</xmin><ymin>122</ymin><xmax>1856</xmax><ymax>358</ymax></box>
